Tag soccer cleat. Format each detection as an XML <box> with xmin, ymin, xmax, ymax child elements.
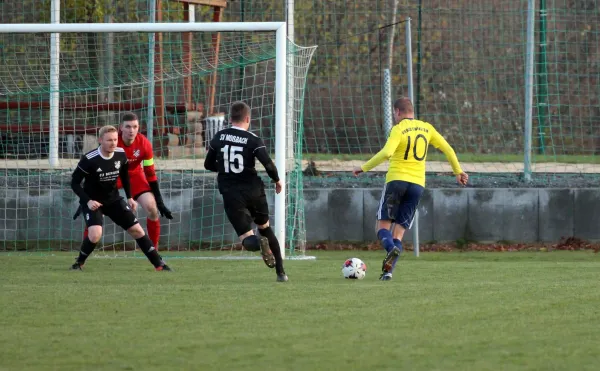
<box><xmin>70</xmin><ymin>262</ymin><xmax>84</xmax><ymax>270</ymax></box>
<box><xmin>379</xmin><ymin>272</ymin><xmax>393</xmax><ymax>281</ymax></box>
<box><xmin>259</xmin><ymin>237</ymin><xmax>276</xmax><ymax>269</ymax></box>
<box><xmin>381</xmin><ymin>247</ymin><xmax>401</xmax><ymax>274</ymax></box>
<box><xmin>155</xmin><ymin>264</ymin><xmax>173</xmax><ymax>272</ymax></box>
<box><xmin>276</xmin><ymin>273</ymin><xmax>289</xmax><ymax>282</ymax></box>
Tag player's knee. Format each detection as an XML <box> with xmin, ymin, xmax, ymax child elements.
<box><xmin>242</xmin><ymin>235</ymin><xmax>260</xmax><ymax>252</ymax></box>
<box><xmin>376</xmin><ymin>220</ymin><xmax>392</xmax><ymax>234</ymax></box>
<box><xmin>138</xmin><ymin>193</ymin><xmax>159</xmax><ymax>219</ymax></box>
<box><xmin>258</xmin><ymin>225</ymin><xmax>274</xmax><ymax>237</ymax></box>
<box><xmin>146</xmin><ymin>205</ymin><xmax>159</xmax><ymax>220</ymax></box>
<box><xmin>127</xmin><ymin>224</ymin><xmax>145</xmax><ymax>239</ymax></box>
<box><xmin>88</xmin><ymin>227</ymin><xmax>103</xmax><ymax>243</ymax></box>
<box><xmin>392</xmin><ymin>227</ymin><xmax>406</xmax><ymax>240</ymax></box>
<box><xmin>256</xmin><ymin>221</ymin><xmax>269</xmax><ymax>229</ymax></box>
<box><xmin>255</xmin><ymin>215</ymin><xmax>269</xmax><ymax>229</ymax></box>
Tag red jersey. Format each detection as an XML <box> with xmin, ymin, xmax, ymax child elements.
<box><xmin>118</xmin><ymin>133</ymin><xmax>158</xmax><ymax>182</ymax></box>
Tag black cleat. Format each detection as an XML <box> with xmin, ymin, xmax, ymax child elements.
<box><xmin>381</xmin><ymin>247</ymin><xmax>401</xmax><ymax>274</ymax></box>
<box><xmin>70</xmin><ymin>262</ymin><xmax>83</xmax><ymax>270</ymax></box>
<box><xmin>379</xmin><ymin>273</ymin><xmax>393</xmax><ymax>281</ymax></box>
<box><xmin>156</xmin><ymin>264</ymin><xmax>173</xmax><ymax>272</ymax></box>
<box><xmin>259</xmin><ymin>237</ymin><xmax>276</xmax><ymax>269</ymax></box>
<box><xmin>277</xmin><ymin>273</ymin><xmax>289</xmax><ymax>282</ymax></box>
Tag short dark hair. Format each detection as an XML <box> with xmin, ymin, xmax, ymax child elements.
<box><xmin>121</xmin><ymin>112</ymin><xmax>138</xmax><ymax>122</ymax></box>
<box><xmin>229</xmin><ymin>101</ymin><xmax>250</xmax><ymax>123</ymax></box>
<box><xmin>393</xmin><ymin>97</ymin><xmax>414</xmax><ymax>114</ymax></box>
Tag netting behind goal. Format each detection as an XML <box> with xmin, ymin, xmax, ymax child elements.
<box><xmin>0</xmin><ymin>27</ymin><xmax>316</xmax><ymax>257</ymax></box>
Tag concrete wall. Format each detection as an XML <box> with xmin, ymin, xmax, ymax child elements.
<box><xmin>307</xmin><ymin>188</ymin><xmax>593</xmax><ymax>243</ymax></box>
<box><xmin>1</xmin><ymin>188</ymin><xmax>599</xmax><ymax>244</ymax></box>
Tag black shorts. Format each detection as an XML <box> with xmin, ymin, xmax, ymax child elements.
<box><xmin>82</xmin><ymin>198</ymin><xmax>139</xmax><ymax>230</ymax></box>
<box><xmin>377</xmin><ymin>180</ymin><xmax>425</xmax><ymax>228</ymax></box>
<box><xmin>222</xmin><ymin>186</ymin><xmax>270</xmax><ymax>236</ymax></box>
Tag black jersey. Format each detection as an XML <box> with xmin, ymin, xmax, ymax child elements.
<box><xmin>71</xmin><ymin>147</ymin><xmax>131</xmax><ymax>205</ymax></box>
<box><xmin>204</xmin><ymin>126</ymin><xmax>279</xmax><ymax>193</ymax></box>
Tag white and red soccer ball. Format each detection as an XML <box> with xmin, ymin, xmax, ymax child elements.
<box><xmin>342</xmin><ymin>257</ymin><xmax>367</xmax><ymax>280</ymax></box>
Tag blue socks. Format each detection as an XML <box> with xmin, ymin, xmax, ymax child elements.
<box><xmin>377</xmin><ymin>229</ymin><xmax>395</xmax><ymax>253</ymax></box>
<box><xmin>391</xmin><ymin>239</ymin><xmax>403</xmax><ymax>271</ymax></box>
<box><xmin>377</xmin><ymin>230</ymin><xmax>404</xmax><ymax>274</ymax></box>
<box><xmin>393</xmin><ymin>238</ymin><xmax>403</xmax><ymax>252</ymax></box>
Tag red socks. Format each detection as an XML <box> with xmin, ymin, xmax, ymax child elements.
<box><xmin>146</xmin><ymin>218</ymin><xmax>161</xmax><ymax>250</ymax></box>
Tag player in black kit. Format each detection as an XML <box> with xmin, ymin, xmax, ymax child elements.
<box><xmin>70</xmin><ymin>125</ymin><xmax>171</xmax><ymax>271</ymax></box>
<box><xmin>204</xmin><ymin>101</ymin><xmax>288</xmax><ymax>282</ymax></box>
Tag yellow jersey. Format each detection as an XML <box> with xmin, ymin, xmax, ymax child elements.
<box><xmin>360</xmin><ymin>118</ymin><xmax>462</xmax><ymax>187</ymax></box>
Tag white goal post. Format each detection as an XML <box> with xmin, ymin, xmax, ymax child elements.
<box><xmin>0</xmin><ymin>22</ymin><xmax>289</xmax><ymax>259</ymax></box>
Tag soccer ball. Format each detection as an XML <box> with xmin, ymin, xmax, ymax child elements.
<box><xmin>342</xmin><ymin>258</ymin><xmax>367</xmax><ymax>280</ymax></box>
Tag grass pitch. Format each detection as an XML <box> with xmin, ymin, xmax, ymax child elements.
<box><xmin>1</xmin><ymin>251</ymin><xmax>600</xmax><ymax>371</ymax></box>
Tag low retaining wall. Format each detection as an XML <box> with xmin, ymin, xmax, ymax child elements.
<box><xmin>306</xmin><ymin>188</ymin><xmax>595</xmax><ymax>243</ymax></box>
<box><xmin>0</xmin><ymin>188</ymin><xmax>597</xmax><ymax>244</ymax></box>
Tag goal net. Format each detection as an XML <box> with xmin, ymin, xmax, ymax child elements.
<box><xmin>0</xmin><ymin>22</ymin><xmax>316</xmax><ymax>259</ymax></box>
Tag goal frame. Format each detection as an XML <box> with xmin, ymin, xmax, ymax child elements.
<box><xmin>0</xmin><ymin>21</ymin><xmax>289</xmax><ymax>259</ymax></box>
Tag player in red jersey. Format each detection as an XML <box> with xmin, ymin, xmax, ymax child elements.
<box><xmin>80</xmin><ymin>112</ymin><xmax>173</xmax><ymax>249</ymax></box>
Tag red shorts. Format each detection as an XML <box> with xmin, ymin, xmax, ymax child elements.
<box><xmin>117</xmin><ymin>172</ymin><xmax>152</xmax><ymax>200</ymax></box>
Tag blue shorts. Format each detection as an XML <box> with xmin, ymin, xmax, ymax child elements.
<box><xmin>376</xmin><ymin>180</ymin><xmax>425</xmax><ymax>228</ymax></box>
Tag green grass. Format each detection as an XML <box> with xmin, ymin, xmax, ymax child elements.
<box><xmin>2</xmin><ymin>251</ymin><xmax>600</xmax><ymax>370</ymax></box>
<box><xmin>306</xmin><ymin>153</ymin><xmax>600</xmax><ymax>164</ymax></box>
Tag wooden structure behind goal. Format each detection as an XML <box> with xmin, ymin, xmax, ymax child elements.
<box><xmin>156</xmin><ymin>0</ymin><xmax>227</xmax><ymax>156</ymax></box>
<box><xmin>0</xmin><ymin>0</ymin><xmax>228</xmax><ymax>160</ymax></box>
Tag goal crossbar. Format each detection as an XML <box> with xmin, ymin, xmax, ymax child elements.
<box><xmin>0</xmin><ymin>22</ymin><xmax>287</xmax><ymax>33</ymax></box>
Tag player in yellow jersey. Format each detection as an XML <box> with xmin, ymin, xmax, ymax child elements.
<box><xmin>353</xmin><ymin>97</ymin><xmax>468</xmax><ymax>280</ymax></box>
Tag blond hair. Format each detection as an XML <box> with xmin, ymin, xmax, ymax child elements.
<box><xmin>98</xmin><ymin>125</ymin><xmax>118</xmax><ymax>138</ymax></box>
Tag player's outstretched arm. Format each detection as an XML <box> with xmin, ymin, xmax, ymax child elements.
<box><xmin>354</xmin><ymin>126</ymin><xmax>402</xmax><ymax>176</ymax></box>
<box><xmin>456</xmin><ymin>172</ymin><xmax>469</xmax><ymax>186</ymax></box>
<box><xmin>255</xmin><ymin>144</ymin><xmax>280</xmax><ymax>183</ymax></box>
<box><xmin>203</xmin><ymin>145</ymin><xmax>218</xmax><ymax>172</ymax></box>
<box><xmin>71</xmin><ymin>158</ymin><xmax>101</xmax><ymax>210</ymax></box>
<box><xmin>71</xmin><ymin>158</ymin><xmax>91</xmax><ymax>204</ymax></box>
<box><xmin>119</xmin><ymin>160</ymin><xmax>137</xmax><ymax>211</ymax></box>
<box><xmin>430</xmin><ymin>129</ymin><xmax>468</xmax><ymax>186</ymax></box>
<box><xmin>142</xmin><ymin>156</ymin><xmax>173</xmax><ymax>219</ymax></box>
<box><xmin>148</xmin><ymin>180</ymin><xmax>172</xmax><ymax>219</ymax></box>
